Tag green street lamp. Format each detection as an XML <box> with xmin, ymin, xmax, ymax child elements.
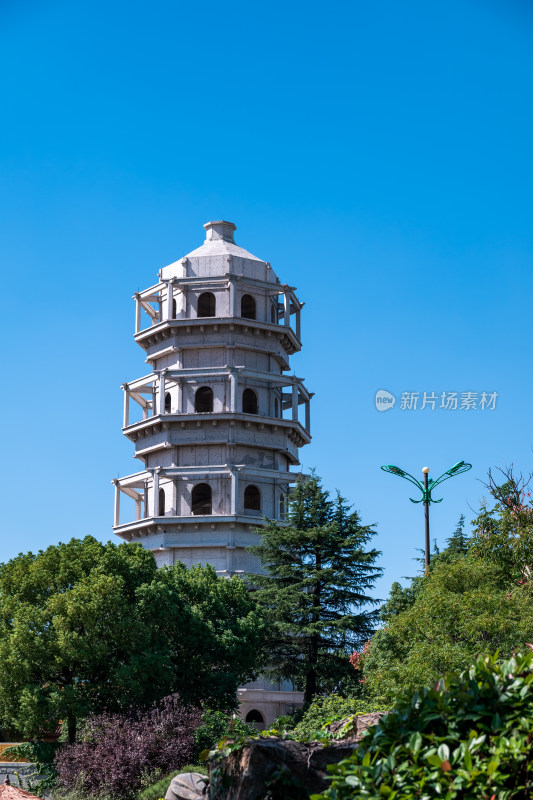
<box><xmin>381</xmin><ymin>461</ymin><xmax>472</xmax><ymax>572</ymax></box>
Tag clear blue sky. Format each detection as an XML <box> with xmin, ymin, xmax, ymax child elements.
<box><xmin>1</xmin><ymin>0</ymin><xmax>532</xmax><ymax>600</ymax></box>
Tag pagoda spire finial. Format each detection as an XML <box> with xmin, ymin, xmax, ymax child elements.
<box><xmin>203</xmin><ymin>220</ymin><xmax>236</xmax><ymax>243</ymax></box>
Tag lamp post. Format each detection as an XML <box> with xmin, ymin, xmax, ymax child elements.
<box><xmin>381</xmin><ymin>461</ymin><xmax>472</xmax><ymax>572</ymax></box>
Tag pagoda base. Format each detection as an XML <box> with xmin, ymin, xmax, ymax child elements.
<box><xmin>238</xmin><ymin>678</ymin><xmax>304</xmax><ymax>729</ymax></box>
<box><xmin>116</xmin><ymin>521</ymin><xmax>268</xmax><ymax>576</ymax></box>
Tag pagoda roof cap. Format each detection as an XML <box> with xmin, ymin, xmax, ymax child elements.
<box><xmin>184</xmin><ymin>220</ymin><xmax>265</xmax><ymax>263</ymax></box>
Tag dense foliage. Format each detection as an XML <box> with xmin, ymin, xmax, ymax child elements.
<box><xmin>193</xmin><ymin>709</ymin><xmax>256</xmax><ymax>760</ymax></box>
<box><xmin>159</xmin><ymin>561</ymin><xmax>265</xmax><ymax>711</ymax></box>
<box><xmin>362</xmin><ymin>555</ymin><xmax>533</xmax><ymax>703</ymax></box>
<box><xmin>8</xmin><ymin>722</ymin><xmax>219</xmax><ymax>800</ymax></box>
<box><xmin>319</xmin><ymin>651</ymin><xmax>533</xmax><ymax>800</ymax></box>
<box><xmin>362</xmin><ymin>470</ymin><xmax>533</xmax><ymax>703</ymax></box>
<box><xmin>0</xmin><ymin>537</ymin><xmax>264</xmax><ymax>741</ymax></box>
<box><xmin>54</xmin><ymin>694</ymin><xmax>201</xmax><ymax>799</ymax></box>
<box><xmin>289</xmin><ymin>694</ymin><xmax>387</xmax><ymax>743</ymax></box>
<box><xmin>249</xmin><ymin>475</ymin><xmax>382</xmax><ymax>703</ymax></box>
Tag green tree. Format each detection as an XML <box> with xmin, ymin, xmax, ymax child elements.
<box><xmin>379</xmin><ymin>580</ymin><xmax>420</xmax><ymax>623</ymax></box>
<box><xmin>470</xmin><ymin>466</ymin><xmax>533</xmax><ymax>583</ymax></box>
<box><xmin>445</xmin><ymin>513</ymin><xmax>468</xmax><ymax>555</ymax></box>
<box><xmin>361</xmin><ymin>467</ymin><xmax>533</xmax><ymax>704</ymax></box>
<box><xmin>248</xmin><ymin>475</ymin><xmax>382</xmax><ymax>704</ymax></box>
<box><xmin>363</xmin><ymin>554</ymin><xmax>533</xmax><ymax>703</ymax></box>
<box><xmin>159</xmin><ymin>561</ymin><xmax>265</xmax><ymax>709</ymax></box>
<box><xmin>0</xmin><ymin>537</ymin><xmax>263</xmax><ymax>742</ymax></box>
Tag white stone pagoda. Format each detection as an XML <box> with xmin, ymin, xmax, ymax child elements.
<box><xmin>112</xmin><ymin>220</ymin><xmax>312</xmax><ymax>725</ymax></box>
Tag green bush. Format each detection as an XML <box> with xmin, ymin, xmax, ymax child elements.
<box><xmin>317</xmin><ymin>651</ymin><xmax>533</xmax><ymax>799</ymax></box>
<box><xmin>193</xmin><ymin>710</ymin><xmax>256</xmax><ymax>760</ymax></box>
<box><xmin>290</xmin><ymin>695</ymin><xmax>388</xmax><ymax>742</ymax></box>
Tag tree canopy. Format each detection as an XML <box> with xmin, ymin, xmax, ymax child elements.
<box><xmin>248</xmin><ymin>475</ymin><xmax>382</xmax><ymax>704</ymax></box>
<box><xmin>361</xmin><ymin>467</ymin><xmax>533</xmax><ymax>704</ymax></box>
<box><xmin>0</xmin><ymin>536</ymin><xmax>264</xmax><ymax>741</ymax></box>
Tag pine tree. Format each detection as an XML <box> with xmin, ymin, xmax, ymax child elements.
<box><xmin>248</xmin><ymin>475</ymin><xmax>382</xmax><ymax>704</ymax></box>
<box><xmin>446</xmin><ymin>513</ymin><xmax>468</xmax><ymax>555</ymax></box>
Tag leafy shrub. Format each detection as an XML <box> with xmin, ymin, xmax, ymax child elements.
<box><xmin>193</xmin><ymin>709</ymin><xmax>256</xmax><ymax>759</ymax></box>
<box><xmin>290</xmin><ymin>694</ymin><xmax>387</xmax><ymax>742</ymax></box>
<box><xmin>50</xmin><ymin>791</ymin><xmax>107</xmax><ymax>800</ymax></box>
<box><xmin>317</xmin><ymin>651</ymin><xmax>533</xmax><ymax>799</ymax></box>
<box><xmin>55</xmin><ymin>694</ymin><xmax>201</xmax><ymax>799</ymax></box>
<box><xmin>136</xmin><ymin>771</ymin><xmax>179</xmax><ymax>800</ymax></box>
<box><xmin>271</xmin><ymin>713</ymin><xmax>301</xmax><ymax>731</ymax></box>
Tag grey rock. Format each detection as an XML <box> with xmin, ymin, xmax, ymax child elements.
<box><xmin>165</xmin><ymin>772</ymin><xmax>208</xmax><ymax>800</ymax></box>
<box><xmin>207</xmin><ymin>715</ymin><xmax>387</xmax><ymax>800</ymax></box>
<box><xmin>208</xmin><ymin>737</ymin><xmax>357</xmax><ymax>800</ymax></box>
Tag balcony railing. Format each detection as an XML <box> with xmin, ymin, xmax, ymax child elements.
<box><xmin>121</xmin><ymin>367</ymin><xmax>311</xmax><ymax>433</ymax></box>
<box><xmin>133</xmin><ymin>278</ymin><xmax>302</xmax><ymax>340</ymax></box>
<box><xmin>112</xmin><ymin>465</ymin><xmax>302</xmax><ymax>529</ymax></box>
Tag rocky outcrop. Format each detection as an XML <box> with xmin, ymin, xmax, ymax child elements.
<box><xmin>208</xmin><ymin>712</ymin><xmax>385</xmax><ymax>800</ymax></box>
<box><xmin>209</xmin><ymin>737</ymin><xmax>356</xmax><ymax>800</ymax></box>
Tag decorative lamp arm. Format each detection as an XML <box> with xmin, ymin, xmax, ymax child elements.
<box><xmin>427</xmin><ymin>461</ymin><xmax>472</xmax><ymax>502</ymax></box>
<box><xmin>381</xmin><ymin>465</ymin><xmax>425</xmax><ymax>503</ymax></box>
<box><xmin>381</xmin><ymin>461</ymin><xmax>472</xmax><ymax>505</ymax></box>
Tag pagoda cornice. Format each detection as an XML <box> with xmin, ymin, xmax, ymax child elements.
<box><xmin>123</xmin><ymin>366</ymin><xmax>309</xmax><ymax>391</ymax></box>
<box><xmin>115</xmin><ymin>465</ymin><xmax>305</xmax><ymax>487</ymax></box>
<box><xmin>134</xmin><ymin>317</ymin><xmax>301</xmax><ymax>355</ymax></box>
<box><xmin>123</xmin><ymin>412</ymin><xmax>311</xmax><ymax>448</ymax></box>
<box><xmin>113</xmin><ymin>514</ymin><xmax>280</xmax><ymax>540</ymax></box>
<box><xmin>164</xmin><ymin>273</ymin><xmax>292</xmax><ymax>294</ymax></box>
<box><xmin>138</xmin><ymin>273</ymin><xmax>298</xmax><ymax>297</ymax></box>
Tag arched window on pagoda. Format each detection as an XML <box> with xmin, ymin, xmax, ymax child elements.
<box><xmin>242</xmin><ymin>388</ymin><xmax>258</xmax><ymax>414</ymax></box>
<box><xmin>158</xmin><ymin>488</ymin><xmax>165</xmax><ymax>516</ymax></box>
<box><xmin>244</xmin><ymin>485</ymin><xmax>261</xmax><ymax>512</ymax></box>
<box><xmin>274</xmin><ymin>398</ymin><xmax>279</xmax><ymax>418</ymax></box>
<box><xmin>191</xmin><ymin>483</ymin><xmax>212</xmax><ymax>515</ymax></box>
<box><xmin>164</xmin><ymin>392</ymin><xmax>171</xmax><ymax>413</ymax></box>
<box><xmin>241</xmin><ymin>294</ymin><xmax>256</xmax><ymax>320</ymax></box>
<box><xmin>198</xmin><ymin>292</ymin><xmax>216</xmax><ymax>317</ymax></box>
<box><xmin>195</xmin><ymin>386</ymin><xmax>214</xmax><ymax>413</ymax></box>
<box><xmin>279</xmin><ymin>492</ymin><xmax>286</xmax><ymax>519</ymax></box>
<box><xmin>172</xmin><ymin>298</ymin><xmax>177</xmax><ymax>318</ymax></box>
